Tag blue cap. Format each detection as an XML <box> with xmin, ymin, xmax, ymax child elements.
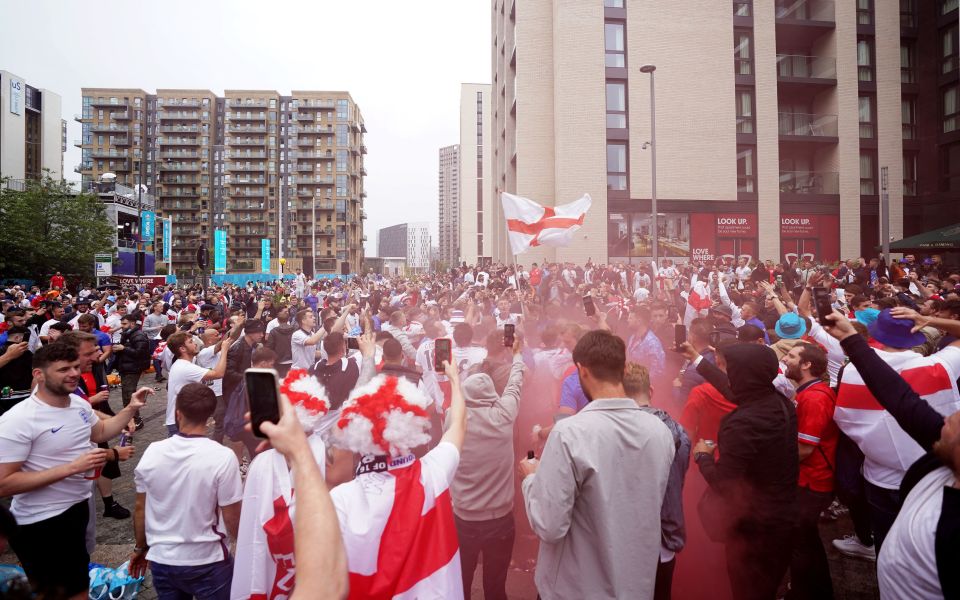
<box><xmin>868</xmin><ymin>308</ymin><xmax>926</xmax><ymax>349</ymax></box>
<box><xmin>854</xmin><ymin>308</ymin><xmax>881</xmax><ymax>327</ymax></box>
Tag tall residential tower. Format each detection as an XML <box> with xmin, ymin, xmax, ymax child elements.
<box><xmin>438</xmin><ymin>144</ymin><xmax>461</xmax><ymax>267</ymax></box>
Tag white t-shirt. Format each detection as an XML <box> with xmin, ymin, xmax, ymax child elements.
<box><xmin>877</xmin><ymin>466</ymin><xmax>955</xmax><ymax>599</ymax></box>
<box><xmin>633</xmin><ymin>287</ymin><xmax>651</xmax><ymax>302</ymax></box>
<box><xmin>476</xmin><ymin>272</ymin><xmax>490</xmax><ymax>287</ymax></box>
<box><xmin>290</xmin><ymin>329</ymin><xmax>317</xmax><ymax>370</ymax></box>
<box><xmin>135</xmin><ymin>435</ymin><xmax>243</xmax><ymax>566</ymax></box>
<box><xmin>196</xmin><ymin>347</ymin><xmax>224</xmax><ymax>396</ymax></box>
<box><xmin>106</xmin><ymin>313</ymin><xmax>123</xmax><ymax>343</ymax></box>
<box><xmin>453</xmin><ymin>345</ymin><xmax>487</xmax><ymax>375</ymax></box>
<box><xmin>0</xmin><ymin>394</ymin><xmax>99</xmax><ymax>524</ymax></box>
<box><xmin>266</xmin><ymin>318</ymin><xmax>281</xmax><ymax>335</ymax></box>
<box><xmin>38</xmin><ymin>318</ymin><xmax>60</xmax><ymax>338</ymax></box>
<box><xmin>166</xmin><ymin>359</ymin><xmax>211</xmax><ymax>426</ymax></box>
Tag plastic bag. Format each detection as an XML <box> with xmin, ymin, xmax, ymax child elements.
<box><xmin>0</xmin><ymin>563</ymin><xmax>29</xmax><ymax>596</ymax></box>
<box><xmin>89</xmin><ymin>560</ymin><xmax>144</xmax><ymax>600</ymax></box>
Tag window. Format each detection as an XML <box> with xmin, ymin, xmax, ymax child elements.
<box><xmin>944</xmin><ymin>85</ymin><xmax>960</xmax><ymax>133</ymax></box>
<box><xmin>737</xmin><ymin>147</ymin><xmax>755</xmax><ymax>192</ymax></box>
<box><xmin>606</xmin><ymin>82</ymin><xmax>627</xmax><ymax>128</ymax></box>
<box><xmin>734</xmin><ymin>1</ymin><xmax>751</xmax><ymax>17</ymax></box>
<box><xmin>900</xmin><ymin>0</ymin><xmax>916</xmax><ymax>27</ymax></box>
<box><xmin>857</xmin><ymin>0</ymin><xmax>872</xmax><ymax>24</ymax></box>
<box><xmin>860</xmin><ymin>153</ymin><xmax>876</xmax><ymax>195</ymax></box>
<box><xmin>336</xmin><ymin>149</ymin><xmax>348</xmax><ymax>171</ymax></box>
<box><xmin>903</xmin><ymin>153</ymin><xmax>917</xmax><ymax>196</ymax></box>
<box><xmin>604</xmin><ymin>0</ymin><xmax>623</xmax><ymax>6</ymax></box>
<box><xmin>859</xmin><ymin>96</ymin><xmax>875</xmax><ymax>138</ymax></box>
<box><xmin>943</xmin><ymin>25</ymin><xmax>958</xmax><ymax>74</ymax></box>
<box><xmin>943</xmin><ymin>0</ymin><xmax>959</xmax><ymax>15</ymax></box>
<box><xmin>606</xmin><ymin>143</ymin><xmax>627</xmax><ymax>191</ymax></box>
<box><xmin>735</xmin><ymin>33</ymin><xmax>753</xmax><ymax>75</ymax></box>
<box><xmin>605</xmin><ymin>22</ymin><xmax>625</xmax><ymax>68</ymax></box>
<box><xmin>902</xmin><ymin>98</ymin><xmax>917</xmax><ymax>139</ymax></box>
<box><xmin>736</xmin><ymin>89</ymin><xmax>754</xmax><ymax>133</ymax></box>
<box><xmin>901</xmin><ymin>43</ymin><xmax>916</xmax><ymax>84</ymax></box>
<box><xmin>336</xmin><ymin>124</ymin><xmax>348</xmax><ymax>146</ymax></box>
<box><xmin>857</xmin><ymin>39</ymin><xmax>874</xmax><ymax>81</ymax></box>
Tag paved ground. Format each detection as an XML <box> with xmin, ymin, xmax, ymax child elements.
<box><xmin>1</xmin><ymin>379</ymin><xmax>881</xmax><ymax>599</ymax></box>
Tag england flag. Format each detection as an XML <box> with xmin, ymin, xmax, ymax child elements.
<box><xmin>501</xmin><ymin>192</ymin><xmax>592</xmax><ymax>256</ymax></box>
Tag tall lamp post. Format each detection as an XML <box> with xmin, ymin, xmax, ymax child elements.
<box><xmin>640</xmin><ymin>64</ymin><xmax>658</xmax><ymax>265</ymax></box>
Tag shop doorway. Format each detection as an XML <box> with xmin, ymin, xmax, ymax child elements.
<box><xmin>718</xmin><ymin>238</ymin><xmax>757</xmax><ymax>264</ymax></box>
<box><xmin>783</xmin><ymin>239</ymin><xmax>818</xmax><ymax>265</ymax></box>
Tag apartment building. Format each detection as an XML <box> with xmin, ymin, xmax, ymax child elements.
<box><xmin>1</xmin><ymin>70</ymin><xmax>65</xmax><ymax>182</ymax></box>
<box><xmin>459</xmin><ymin>83</ymin><xmax>495</xmax><ymax>265</ymax></box>
<box><xmin>77</xmin><ymin>88</ymin><xmax>366</xmax><ymax>276</ymax></box>
<box><xmin>378</xmin><ymin>222</ymin><xmax>432</xmax><ymax>273</ymax></box>
<box><xmin>491</xmin><ymin>0</ymin><xmax>958</xmax><ymax>266</ymax></box>
<box><xmin>438</xmin><ymin>144</ymin><xmax>461</xmax><ymax>267</ymax></box>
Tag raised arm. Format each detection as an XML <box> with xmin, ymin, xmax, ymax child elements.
<box><xmin>439</xmin><ymin>360</ymin><xmax>466</xmax><ymax>452</ymax></box>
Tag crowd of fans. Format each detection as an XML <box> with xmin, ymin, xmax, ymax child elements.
<box><xmin>0</xmin><ymin>252</ymin><xmax>958</xmax><ymax>599</ymax></box>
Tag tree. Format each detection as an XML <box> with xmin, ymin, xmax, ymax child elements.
<box><xmin>0</xmin><ymin>174</ymin><xmax>115</xmax><ymax>280</ymax></box>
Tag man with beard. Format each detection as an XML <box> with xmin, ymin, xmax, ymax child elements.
<box><xmin>781</xmin><ymin>343</ymin><xmax>838</xmax><ymax>599</ymax></box>
<box><xmin>823</xmin><ymin>311</ymin><xmax>960</xmax><ymax>599</ymax></box>
<box><xmin>0</xmin><ymin>343</ymin><xmax>147</xmax><ymax>599</ymax></box>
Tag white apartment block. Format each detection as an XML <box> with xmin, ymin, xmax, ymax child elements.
<box><xmin>0</xmin><ymin>70</ymin><xmax>65</xmax><ymax>182</ymax></box>
<box><xmin>438</xmin><ymin>144</ymin><xmax>461</xmax><ymax>267</ymax></box>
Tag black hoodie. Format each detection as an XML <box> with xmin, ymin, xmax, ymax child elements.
<box><xmin>695</xmin><ymin>343</ymin><xmax>798</xmax><ymax>528</ymax></box>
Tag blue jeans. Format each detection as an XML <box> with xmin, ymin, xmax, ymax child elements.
<box><xmin>150</xmin><ymin>557</ymin><xmax>233</xmax><ymax>600</ymax></box>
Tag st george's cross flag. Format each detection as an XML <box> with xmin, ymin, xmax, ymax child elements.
<box><xmin>501</xmin><ymin>192</ymin><xmax>592</xmax><ymax>255</ymax></box>
<box><xmin>834</xmin><ymin>347</ymin><xmax>960</xmax><ymax>489</ymax></box>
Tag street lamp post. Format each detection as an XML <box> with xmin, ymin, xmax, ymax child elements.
<box><xmin>640</xmin><ymin>64</ymin><xmax>658</xmax><ymax>266</ymax></box>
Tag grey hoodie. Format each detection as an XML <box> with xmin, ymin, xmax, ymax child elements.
<box><xmin>446</xmin><ymin>354</ymin><xmax>525</xmax><ymax>521</ymax></box>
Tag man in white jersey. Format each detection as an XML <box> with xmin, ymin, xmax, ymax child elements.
<box><xmin>0</xmin><ymin>342</ymin><xmax>148</xmax><ymax>599</ymax></box>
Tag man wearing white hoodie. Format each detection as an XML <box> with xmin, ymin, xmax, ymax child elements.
<box><xmin>445</xmin><ymin>338</ymin><xmax>525</xmax><ymax>600</ymax></box>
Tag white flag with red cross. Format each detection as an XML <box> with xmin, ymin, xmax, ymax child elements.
<box><xmin>501</xmin><ymin>192</ymin><xmax>592</xmax><ymax>255</ymax></box>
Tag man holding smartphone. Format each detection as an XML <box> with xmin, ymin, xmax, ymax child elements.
<box><xmin>164</xmin><ymin>332</ymin><xmax>231</xmax><ymax>437</ymax></box>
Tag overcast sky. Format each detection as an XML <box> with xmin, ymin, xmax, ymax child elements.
<box><xmin>1</xmin><ymin>0</ymin><xmax>490</xmax><ymax>255</ymax></box>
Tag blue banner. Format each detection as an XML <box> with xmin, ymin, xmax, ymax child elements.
<box><xmin>214</xmin><ymin>229</ymin><xmax>227</xmax><ymax>275</ymax></box>
<box><xmin>162</xmin><ymin>218</ymin><xmax>171</xmax><ymax>262</ymax></box>
<box><xmin>261</xmin><ymin>238</ymin><xmax>271</xmax><ymax>273</ymax></box>
<box><xmin>141</xmin><ymin>211</ymin><xmax>156</xmax><ymax>242</ymax></box>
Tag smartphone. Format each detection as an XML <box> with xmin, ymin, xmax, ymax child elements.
<box><xmin>673</xmin><ymin>324</ymin><xmax>687</xmax><ymax>352</ymax></box>
<box><xmin>245</xmin><ymin>368</ymin><xmax>281</xmax><ymax>438</ymax></box>
<box><xmin>582</xmin><ymin>294</ymin><xmax>596</xmax><ymax>317</ymax></box>
<box><xmin>503</xmin><ymin>323</ymin><xmax>516</xmax><ymax>348</ymax></box>
<box><xmin>812</xmin><ymin>286</ymin><xmax>833</xmax><ymax>327</ymax></box>
<box><xmin>434</xmin><ymin>338</ymin><xmax>451</xmax><ymax>372</ymax></box>
<box><xmin>347</xmin><ymin>337</ymin><xmax>360</xmax><ymax>351</ymax></box>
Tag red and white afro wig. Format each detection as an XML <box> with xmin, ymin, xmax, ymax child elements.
<box><xmin>334</xmin><ymin>375</ymin><xmax>432</xmax><ymax>457</ymax></box>
<box><xmin>280</xmin><ymin>369</ymin><xmax>330</xmax><ymax>434</ymax></box>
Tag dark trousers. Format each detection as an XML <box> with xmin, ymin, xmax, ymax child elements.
<box><xmin>120</xmin><ymin>371</ymin><xmax>141</xmax><ymax>409</ymax></box>
<box><xmin>787</xmin><ymin>487</ymin><xmax>834</xmax><ymax>600</ymax></box>
<box><xmin>151</xmin><ymin>557</ymin><xmax>233</xmax><ymax>600</ymax></box>
<box><xmin>211</xmin><ymin>395</ymin><xmax>227</xmax><ymax>444</ymax></box>
<box><xmin>456</xmin><ymin>513</ymin><xmax>515</xmax><ymax>600</ymax></box>
<box><xmin>834</xmin><ymin>432</ymin><xmax>874</xmax><ymax>545</ymax></box>
<box><xmin>654</xmin><ymin>557</ymin><xmax>676</xmax><ymax>600</ymax></box>
<box><xmin>864</xmin><ymin>482</ymin><xmax>900</xmax><ymax>552</ymax></box>
<box><xmin>726</xmin><ymin>522</ymin><xmax>793</xmax><ymax>600</ymax></box>
<box><xmin>11</xmin><ymin>500</ymin><xmax>90</xmax><ymax>598</ymax></box>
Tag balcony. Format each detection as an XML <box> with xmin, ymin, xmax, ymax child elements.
<box><xmin>159</xmin><ymin>99</ymin><xmax>200</xmax><ymax>108</ymax></box>
<box><xmin>295</xmin><ymin>176</ymin><xmax>334</xmax><ymax>185</ymax></box>
<box><xmin>294</xmin><ymin>113</ymin><xmax>314</xmax><ymax>121</ymax></box>
<box><xmin>775</xmin><ymin>0</ymin><xmax>834</xmax><ymax>23</ymax></box>
<box><xmin>298</xmin><ymin>125</ymin><xmax>334</xmax><ymax>134</ymax></box>
<box><xmin>296</xmin><ymin>165</ymin><xmax>315</xmax><ymax>172</ymax></box>
<box><xmin>164</xmin><ymin>203</ymin><xmax>202</xmax><ymax>211</ymax></box>
<box><xmin>75</xmin><ymin>163</ymin><xmax>92</xmax><ymax>173</ymax></box>
<box><xmin>778</xmin><ymin>112</ymin><xmax>838</xmax><ymax>141</ymax></box>
<box><xmin>111</xmin><ymin>110</ymin><xmax>131</xmax><ymax>120</ymax></box>
<box><xmin>89</xmin><ymin>124</ymin><xmax>129</xmax><ymax>133</ymax></box>
<box><xmin>73</xmin><ymin>139</ymin><xmax>88</xmax><ymax>148</ymax></box>
<box><xmin>110</xmin><ymin>159</ymin><xmax>132</xmax><ymax>172</ymax></box>
<box><xmin>297</xmin><ymin>139</ymin><xmax>320</xmax><ymax>146</ymax></box>
<box><xmin>227</xmin><ymin>163</ymin><xmax>266</xmax><ymax>171</ymax></box>
<box><xmin>228</xmin><ymin>111</ymin><xmax>267</xmax><ymax>121</ymax></box>
<box><xmin>162</xmin><ymin>190</ymin><xmax>201</xmax><ymax>198</ymax></box>
<box><xmin>227</xmin><ymin>151</ymin><xmax>267</xmax><ymax>159</ymax></box>
<box><xmin>158</xmin><ymin>111</ymin><xmax>200</xmax><ymax>120</ymax></box>
<box><xmin>230</xmin><ymin>189</ymin><xmax>266</xmax><ymax>197</ymax></box>
<box><xmin>158</xmin><ymin>125</ymin><xmax>199</xmax><ymax>133</ymax></box>
<box><xmin>90</xmin><ymin>99</ymin><xmax>129</xmax><ymax>108</ymax></box>
<box><xmin>226</xmin><ymin>124</ymin><xmax>267</xmax><ymax>133</ymax></box>
<box><xmin>227</xmin><ymin>99</ymin><xmax>269</xmax><ymax>108</ymax></box>
<box><xmin>159</xmin><ymin>163</ymin><xmax>201</xmax><ymax>171</ymax></box>
<box><xmin>90</xmin><ymin>150</ymin><xmax>129</xmax><ymax>159</ymax></box>
<box><xmin>295</xmin><ymin>99</ymin><xmax>335</xmax><ymax>109</ymax></box>
<box><xmin>295</xmin><ymin>151</ymin><xmax>334</xmax><ymax>160</ymax></box>
<box><xmin>232</xmin><ymin>229</ymin><xmax>268</xmax><ymax>237</ymax></box>
<box><xmin>232</xmin><ymin>202</ymin><xmax>266</xmax><ymax>210</ymax></box>
<box><xmin>229</xmin><ymin>139</ymin><xmax>267</xmax><ymax>146</ymax></box>
<box><xmin>231</xmin><ymin>177</ymin><xmax>266</xmax><ymax>185</ymax></box>
<box><xmin>360</xmin><ymin>144</ymin><xmax>367</xmax><ymax>154</ymax></box>
<box><xmin>159</xmin><ymin>151</ymin><xmax>199</xmax><ymax>159</ymax></box>
<box><xmin>316</xmin><ymin>227</ymin><xmax>335</xmax><ymax>236</ymax></box>
<box><xmin>74</xmin><ymin>113</ymin><xmax>88</xmax><ymax>122</ymax></box>
<box><xmin>112</xmin><ymin>137</ymin><xmax>131</xmax><ymax>146</ymax></box>
<box><xmin>160</xmin><ymin>177</ymin><xmax>200</xmax><ymax>185</ymax></box>
<box><xmin>779</xmin><ymin>171</ymin><xmax>839</xmax><ymax>195</ymax></box>
<box><xmin>158</xmin><ymin>138</ymin><xmax>200</xmax><ymax>146</ymax></box>
<box><xmin>776</xmin><ymin>55</ymin><xmax>836</xmax><ymax>83</ymax></box>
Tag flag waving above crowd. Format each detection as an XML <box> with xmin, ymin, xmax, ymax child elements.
<box><xmin>501</xmin><ymin>192</ymin><xmax>592</xmax><ymax>255</ymax></box>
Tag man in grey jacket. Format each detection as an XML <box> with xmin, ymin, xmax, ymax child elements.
<box><xmin>519</xmin><ymin>330</ymin><xmax>675</xmax><ymax>600</ymax></box>
<box><xmin>445</xmin><ymin>337</ymin><xmax>524</xmax><ymax>600</ymax></box>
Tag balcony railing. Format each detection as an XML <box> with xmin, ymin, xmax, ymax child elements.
<box><xmin>158</xmin><ymin>111</ymin><xmax>200</xmax><ymax>120</ymax></box>
<box><xmin>159</xmin><ymin>163</ymin><xmax>201</xmax><ymax>171</ymax></box>
<box><xmin>775</xmin><ymin>0</ymin><xmax>835</xmax><ymax>22</ymax></box>
<box><xmin>230</xmin><ymin>139</ymin><xmax>267</xmax><ymax>146</ymax></box>
<box><xmin>776</xmin><ymin>55</ymin><xmax>836</xmax><ymax>79</ymax></box>
<box><xmin>231</xmin><ymin>178</ymin><xmax>266</xmax><ymax>184</ymax></box>
<box><xmin>901</xmin><ymin>68</ymin><xmax>916</xmax><ymax>84</ymax></box>
<box><xmin>89</xmin><ymin>124</ymin><xmax>129</xmax><ymax>133</ymax></box>
<box><xmin>294</xmin><ymin>99</ymin><xmax>336</xmax><ymax>109</ymax></box>
<box><xmin>158</xmin><ymin>138</ymin><xmax>200</xmax><ymax>146</ymax></box>
<box><xmin>160</xmin><ymin>151</ymin><xmax>199</xmax><ymax>159</ymax></box>
<box><xmin>90</xmin><ymin>150</ymin><xmax>129</xmax><ymax>158</ymax></box>
<box><xmin>779</xmin><ymin>171</ymin><xmax>839</xmax><ymax>194</ymax></box>
<box><xmin>159</xmin><ymin>99</ymin><xmax>200</xmax><ymax>107</ymax></box>
<box><xmin>295</xmin><ymin>176</ymin><xmax>334</xmax><ymax>184</ymax></box>
<box><xmin>90</xmin><ymin>99</ymin><xmax>129</xmax><ymax>108</ymax></box>
<box><xmin>227</xmin><ymin>163</ymin><xmax>267</xmax><ymax>171</ymax></box>
<box><xmin>227</xmin><ymin>152</ymin><xmax>267</xmax><ymax>159</ymax></box>
<box><xmin>294</xmin><ymin>113</ymin><xmax>315</xmax><ymax>121</ymax></box>
<box><xmin>859</xmin><ymin>122</ymin><xmax>875</xmax><ymax>139</ymax></box>
<box><xmin>298</xmin><ymin>125</ymin><xmax>334</xmax><ymax>134</ymax></box>
<box><xmin>227</xmin><ymin>99</ymin><xmax>269</xmax><ymax>108</ymax></box>
<box><xmin>228</xmin><ymin>112</ymin><xmax>267</xmax><ymax>121</ymax></box>
<box><xmin>902</xmin><ymin>123</ymin><xmax>917</xmax><ymax>140</ymax></box>
<box><xmin>226</xmin><ymin>125</ymin><xmax>267</xmax><ymax>133</ymax></box>
<box><xmin>158</xmin><ymin>125</ymin><xmax>199</xmax><ymax>133</ymax></box>
<box><xmin>778</xmin><ymin>112</ymin><xmax>838</xmax><ymax>137</ymax></box>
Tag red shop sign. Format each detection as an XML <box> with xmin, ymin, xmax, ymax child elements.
<box><xmin>716</xmin><ymin>214</ymin><xmax>757</xmax><ymax>237</ymax></box>
<box><xmin>781</xmin><ymin>215</ymin><xmax>817</xmax><ymax>236</ymax></box>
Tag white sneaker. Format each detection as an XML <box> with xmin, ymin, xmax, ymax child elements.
<box><xmin>832</xmin><ymin>535</ymin><xmax>876</xmax><ymax>561</ymax></box>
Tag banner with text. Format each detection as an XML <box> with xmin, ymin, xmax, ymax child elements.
<box><xmin>163</xmin><ymin>218</ymin><xmax>172</xmax><ymax>262</ymax></box>
<box><xmin>261</xmin><ymin>239</ymin><xmax>271</xmax><ymax>273</ymax></box>
<box><xmin>141</xmin><ymin>211</ymin><xmax>156</xmax><ymax>242</ymax></box>
<box><xmin>214</xmin><ymin>229</ymin><xmax>227</xmax><ymax>275</ymax></box>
